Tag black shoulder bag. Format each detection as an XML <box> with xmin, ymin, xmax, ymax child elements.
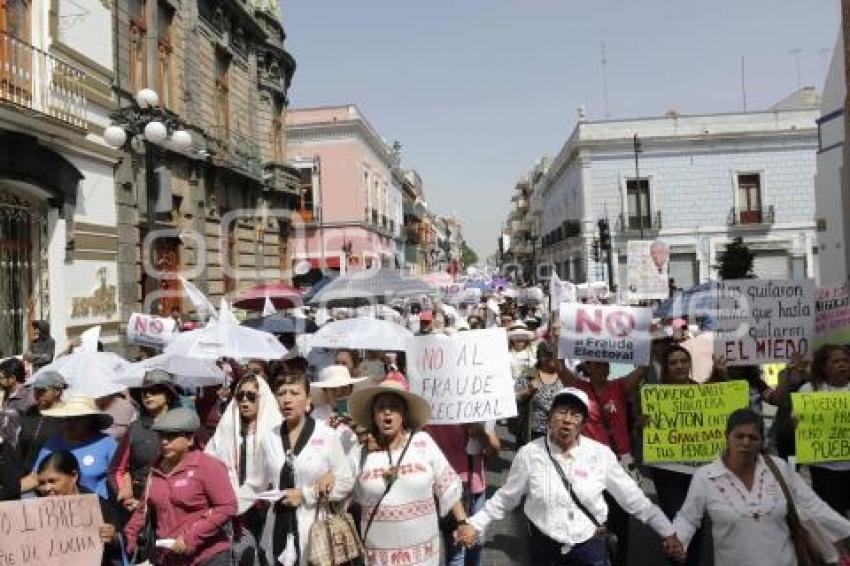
<box><xmin>544</xmin><ymin>436</ymin><xmax>618</xmax><ymax>564</ymax></box>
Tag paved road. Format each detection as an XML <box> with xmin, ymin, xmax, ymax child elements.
<box><xmin>480</xmin><ymin>426</ymin><xmax>712</xmax><ymax>565</ymax></box>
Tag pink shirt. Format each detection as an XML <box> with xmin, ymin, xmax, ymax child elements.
<box><xmin>124</xmin><ymin>450</ymin><xmax>237</xmax><ymax>565</ymax></box>
<box><xmin>425</xmin><ymin>424</ymin><xmax>486</xmax><ymax>495</ymax></box>
<box><xmin>574</xmin><ymin>379</ymin><xmax>632</xmax><ymax>456</ymax></box>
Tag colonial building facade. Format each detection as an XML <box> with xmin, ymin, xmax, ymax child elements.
<box><xmin>286</xmin><ymin>105</ymin><xmax>406</xmax><ymax>281</ymax></box>
<box><xmin>0</xmin><ymin>0</ymin><xmax>120</xmax><ymax>354</ymax></box>
<box><xmin>111</xmin><ymin>0</ymin><xmax>297</xmax><ymax>324</ymax></box>
<box><xmin>536</xmin><ymin>90</ymin><xmax>821</xmax><ymax>292</ymax></box>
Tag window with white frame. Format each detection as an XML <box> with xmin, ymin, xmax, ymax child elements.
<box><xmin>626</xmin><ymin>178</ymin><xmax>651</xmax><ymax>230</ymax></box>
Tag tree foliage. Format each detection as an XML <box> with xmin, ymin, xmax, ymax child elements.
<box><xmin>461</xmin><ymin>242</ymin><xmax>478</xmax><ymax>267</ymax></box>
<box><xmin>718</xmin><ymin>237</ymin><xmax>755</xmax><ymax>279</ymax></box>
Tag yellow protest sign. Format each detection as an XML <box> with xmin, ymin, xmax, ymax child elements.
<box><xmin>792</xmin><ymin>391</ymin><xmax>850</xmax><ymax>464</ymax></box>
<box><xmin>641</xmin><ymin>380</ymin><xmax>749</xmax><ymax>463</ymax></box>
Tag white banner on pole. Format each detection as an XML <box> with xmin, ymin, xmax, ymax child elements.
<box><xmin>407</xmin><ymin>328</ymin><xmax>517</xmax><ymax>424</ymax></box>
<box><xmin>558</xmin><ymin>303</ymin><xmax>652</xmax><ymax>364</ymax></box>
<box><xmin>714</xmin><ymin>279</ymin><xmax>816</xmax><ymax>365</ymax></box>
<box><xmin>127</xmin><ymin>313</ymin><xmax>177</xmax><ymax>349</ymax></box>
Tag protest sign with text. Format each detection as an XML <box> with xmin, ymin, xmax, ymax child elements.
<box><xmin>126</xmin><ymin>312</ymin><xmax>177</xmax><ymax>349</ymax></box>
<box><xmin>407</xmin><ymin>328</ymin><xmax>517</xmax><ymax>424</ymax></box>
<box><xmin>713</xmin><ymin>279</ymin><xmax>816</xmax><ymax>365</ymax></box>
<box><xmin>792</xmin><ymin>391</ymin><xmax>850</xmax><ymax>464</ymax></box>
<box><xmin>626</xmin><ymin>240</ymin><xmax>670</xmax><ymax>302</ymax></box>
<box><xmin>815</xmin><ymin>283</ymin><xmax>850</xmax><ymax>348</ymax></box>
<box><xmin>641</xmin><ymin>380</ymin><xmax>749</xmax><ymax>463</ymax></box>
<box><xmin>558</xmin><ymin>303</ymin><xmax>651</xmax><ymax>364</ymax></box>
<box><xmin>0</xmin><ymin>493</ymin><xmax>104</xmax><ymax>566</ymax></box>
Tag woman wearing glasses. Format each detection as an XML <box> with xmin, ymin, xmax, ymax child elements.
<box><xmin>110</xmin><ymin>369</ymin><xmax>180</xmax><ymax>513</ymax></box>
<box><xmin>455</xmin><ymin>387</ymin><xmax>684</xmax><ymax>566</ymax></box>
<box><xmin>206</xmin><ymin>374</ymin><xmax>281</xmax><ymax>556</ymax></box>
<box><xmin>240</xmin><ymin>373</ymin><xmax>354</xmax><ymax>566</ymax></box>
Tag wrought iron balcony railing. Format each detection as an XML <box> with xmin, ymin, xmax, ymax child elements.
<box><xmin>0</xmin><ymin>30</ymin><xmax>87</xmax><ymax>129</ymax></box>
<box><xmin>727</xmin><ymin>205</ymin><xmax>775</xmax><ymax>226</ymax></box>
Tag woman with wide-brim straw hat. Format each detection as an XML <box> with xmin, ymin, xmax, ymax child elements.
<box><xmin>311</xmin><ymin>365</ymin><xmax>368</xmax><ymax>454</ymax></box>
<box><xmin>349</xmin><ymin>373</ymin><xmax>468</xmax><ymax>566</ymax></box>
<box><xmin>26</xmin><ymin>396</ymin><xmax>118</xmax><ymax>500</ymax></box>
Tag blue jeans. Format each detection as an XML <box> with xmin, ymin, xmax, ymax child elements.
<box><xmin>445</xmin><ymin>492</ymin><xmax>485</xmax><ymax>566</ymax></box>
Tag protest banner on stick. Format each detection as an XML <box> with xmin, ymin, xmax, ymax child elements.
<box><xmin>641</xmin><ymin>380</ymin><xmax>749</xmax><ymax>463</ymax></box>
<box><xmin>626</xmin><ymin>240</ymin><xmax>670</xmax><ymax>302</ymax></box>
<box><xmin>713</xmin><ymin>279</ymin><xmax>816</xmax><ymax>365</ymax></box>
<box><xmin>558</xmin><ymin>303</ymin><xmax>652</xmax><ymax>365</ymax></box>
<box><xmin>814</xmin><ymin>283</ymin><xmax>850</xmax><ymax>348</ymax></box>
<box><xmin>792</xmin><ymin>391</ymin><xmax>850</xmax><ymax>464</ymax></box>
<box><xmin>407</xmin><ymin>328</ymin><xmax>517</xmax><ymax>424</ymax></box>
<box><xmin>0</xmin><ymin>493</ymin><xmax>104</xmax><ymax>566</ymax></box>
<box><xmin>127</xmin><ymin>312</ymin><xmax>177</xmax><ymax>349</ymax></box>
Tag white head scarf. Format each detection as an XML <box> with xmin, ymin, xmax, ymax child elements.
<box><xmin>205</xmin><ymin>375</ymin><xmax>282</xmax><ymax>492</ymax></box>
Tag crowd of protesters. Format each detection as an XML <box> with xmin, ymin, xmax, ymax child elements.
<box><xmin>0</xmin><ymin>281</ymin><xmax>848</xmax><ymax>566</ymax></box>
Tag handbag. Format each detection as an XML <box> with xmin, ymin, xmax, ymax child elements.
<box><xmin>308</xmin><ymin>498</ymin><xmax>364</xmax><ymax>566</ymax></box>
<box><xmin>762</xmin><ymin>454</ymin><xmax>822</xmax><ymax>566</ymax></box>
<box><xmin>544</xmin><ymin>437</ymin><xmax>618</xmax><ymax>565</ymax></box>
<box><xmin>131</xmin><ymin>474</ymin><xmax>157</xmax><ymax>565</ymax></box>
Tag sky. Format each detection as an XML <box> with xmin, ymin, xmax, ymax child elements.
<box><xmin>281</xmin><ymin>1</ymin><xmax>839</xmax><ymax>258</ymax></box>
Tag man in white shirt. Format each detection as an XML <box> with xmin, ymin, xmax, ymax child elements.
<box><xmin>455</xmin><ymin>387</ymin><xmax>685</xmax><ymax>565</ymax></box>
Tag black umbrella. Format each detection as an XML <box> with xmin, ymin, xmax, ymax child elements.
<box><xmin>242</xmin><ymin>314</ymin><xmax>318</xmax><ymax>334</ymax></box>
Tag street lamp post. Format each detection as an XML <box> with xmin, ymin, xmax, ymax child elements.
<box><xmin>103</xmin><ymin>89</ymin><xmax>194</xmax><ymax>314</ymax></box>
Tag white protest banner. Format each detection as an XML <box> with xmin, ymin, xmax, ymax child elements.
<box><xmin>714</xmin><ymin>279</ymin><xmax>816</xmax><ymax>365</ymax></box>
<box><xmin>407</xmin><ymin>328</ymin><xmax>517</xmax><ymax>424</ymax></box>
<box><xmin>127</xmin><ymin>312</ymin><xmax>177</xmax><ymax>349</ymax></box>
<box><xmin>550</xmin><ymin>272</ymin><xmax>576</xmax><ymax>311</ymax></box>
<box><xmin>0</xmin><ymin>493</ymin><xmax>104</xmax><ymax>566</ymax></box>
<box><xmin>815</xmin><ymin>283</ymin><xmax>850</xmax><ymax>348</ymax></box>
<box><xmin>626</xmin><ymin>240</ymin><xmax>670</xmax><ymax>301</ymax></box>
<box><xmin>558</xmin><ymin>303</ymin><xmax>652</xmax><ymax>364</ymax></box>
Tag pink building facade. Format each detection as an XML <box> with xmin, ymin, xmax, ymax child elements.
<box><xmin>286</xmin><ymin>106</ymin><xmax>405</xmax><ymax>280</ymax></box>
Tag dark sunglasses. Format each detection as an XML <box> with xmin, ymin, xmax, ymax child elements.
<box><xmin>235</xmin><ymin>391</ymin><xmax>258</xmax><ymax>403</ymax></box>
<box><xmin>142</xmin><ymin>386</ymin><xmax>171</xmax><ymax>396</ymax></box>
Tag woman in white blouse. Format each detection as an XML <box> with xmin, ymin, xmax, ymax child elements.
<box><xmin>206</xmin><ymin>375</ymin><xmax>281</xmax><ymax>549</ymax></box>
<box><xmin>456</xmin><ymin>387</ymin><xmax>684</xmax><ymax>565</ymax></box>
<box><xmin>673</xmin><ymin>408</ymin><xmax>850</xmax><ymax>566</ymax></box>
<box><xmin>239</xmin><ymin>373</ymin><xmax>354</xmax><ymax>566</ymax></box>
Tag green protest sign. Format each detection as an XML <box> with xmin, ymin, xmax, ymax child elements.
<box><xmin>641</xmin><ymin>381</ymin><xmax>749</xmax><ymax>463</ymax></box>
<box><xmin>792</xmin><ymin>391</ymin><xmax>850</xmax><ymax>464</ymax></box>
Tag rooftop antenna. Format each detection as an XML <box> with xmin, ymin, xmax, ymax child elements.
<box><xmin>601</xmin><ymin>42</ymin><xmax>611</xmax><ymax>118</ymax></box>
<box><xmin>789</xmin><ymin>48</ymin><xmax>803</xmax><ymax>89</ymax></box>
<box><xmin>740</xmin><ymin>56</ymin><xmax>747</xmax><ymax>112</ymax></box>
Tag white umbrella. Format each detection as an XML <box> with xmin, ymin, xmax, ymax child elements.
<box><xmin>164</xmin><ymin>321</ymin><xmax>288</xmax><ymax>361</ymax></box>
<box><xmin>309</xmin><ymin>318</ymin><xmax>412</xmax><ymax>351</ymax></box>
<box><xmin>29</xmin><ymin>351</ymin><xmax>129</xmax><ymax>398</ymax></box>
<box><xmin>117</xmin><ymin>354</ymin><xmax>225</xmax><ymax>389</ymax></box>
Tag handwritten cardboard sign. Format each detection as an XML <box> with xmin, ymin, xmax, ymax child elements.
<box><xmin>815</xmin><ymin>283</ymin><xmax>850</xmax><ymax>348</ymax></box>
<box><xmin>407</xmin><ymin>328</ymin><xmax>517</xmax><ymax>424</ymax></box>
<box><xmin>0</xmin><ymin>494</ymin><xmax>104</xmax><ymax>566</ymax></box>
<box><xmin>792</xmin><ymin>391</ymin><xmax>850</xmax><ymax>464</ymax></box>
<box><xmin>126</xmin><ymin>312</ymin><xmax>177</xmax><ymax>349</ymax></box>
<box><xmin>558</xmin><ymin>303</ymin><xmax>652</xmax><ymax>365</ymax></box>
<box><xmin>713</xmin><ymin>279</ymin><xmax>816</xmax><ymax>365</ymax></box>
<box><xmin>641</xmin><ymin>381</ymin><xmax>749</xmax><ymax>463</ymax></box>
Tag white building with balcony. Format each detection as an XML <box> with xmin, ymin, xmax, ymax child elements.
<box><xmin>538</xmin><ymin>89</ymin><xmax>821</xmax><ymax>292</ymax></box>
<box><xmin>0</xmin><ymin>1</ymin><xmax>119</xmax><ymax>355</ymax></box>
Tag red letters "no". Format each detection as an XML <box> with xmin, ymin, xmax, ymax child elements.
<box><xmin>576</xmin><ymin>308</ymin><xmax>635</xmax><ymax>338</ymax></box>
<box><xmin>420</xmin><ymin>347</ymin><xmax>443</xmax><ymax>371</ymax></box>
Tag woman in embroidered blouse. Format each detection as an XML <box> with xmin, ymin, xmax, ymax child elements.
<box><xmin>349</xmin><ymin>373</ymin><xmax>466</xmax><ymax>566</ymax></box>
<box><xmin>240</xmin><ymin>373</ymin><xmax>354</xmax><ymax>566</ymax></box>
<box><xmin>674</xmin><ymin>408</ymin><xmax>850</xmax><ymax>566</ymax></box>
